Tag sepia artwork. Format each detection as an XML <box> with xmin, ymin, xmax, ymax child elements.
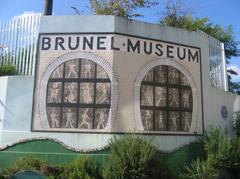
<box><xmin>141</xmin><ymin>85</ymin><xmax>153</xmax><ymax>106</ymax></box>
<box><xmin>50</xmin><ymin>64</ymin><xmax>63</xmax><ymax>78</ymax></box>
<box><xmin>47</xmin><ymin>107</ymin><xmax>61</xmax><ymax>128</ymax></box>
<box><xmin>181</xmin><ymin>90</ymin><xmax>192</xmax><ymax>108</ymax></box>
<box><xmin>155</xmin><ymin>111</ymin><xmax>167</xmax><ymax>131</ymax></box>
<box><xmin>78</xmin><ymin>108</ymin><xmax>93</xmax><ymax>129</ymax></box>
<box><xmin>95</xmin><ymin>108</ymin><xmax>109</xmax><ymax>129</ymax></box>
<box><xmin>140</xmin><ymin>65</ymin><xmax>193</xmax><ymax>132</ymax></box>
<box><xmin>168</xmin><ymin>67</ymin><xmax>179</xmax><ymax>84</ymax></box>
<box><xmin>181</xmin><ymin>74</ymin><xmax>190</xmax><ymax>86</ymax></box>
<box><xmin>96</xmin><ymin>83</ymin><xmax>111</xmax><ymax>104</ymax></box>
<box><xmin>62</xmin><ymin>108</ymin><xmax>77</xmax><ymax>128</ymax></box>
<box><xmin>155</xmin><ymin>87</ymin><xmax>167</xmax><ymax>106</ymax></box>
<box><xmin>141</xmin><ymin>110</ymin><xmax>153</xmax><ymax>130</ymax></box>
<box><xmin>182</xmin><ymin>112</ymin><xmax>192</xmax><ymax>131</ymax></box>
<box><xmin>143</xmin><ymin>69</ymin><xmax>153</xmax><ymax>82</ymax></box>
<box><xmin>155</xmin><ymin>66</ymin><xmax>167</xmax><ymax>83</ymax></box>
<box><xmin>64</xmin><ymin>83</ymin><xmax>77</xmax><ymax>103</ymax></box>
<box><xmin>97</xmin><ymin>66</ymin><xmax>108</xmax><ymax>79</ymax></box>
<box><xmin>65</xmin><ymin>59</ymin><xmax>79</xmax><ymax>78</ymax></box>
<box><xmin>81</xmin><ymin>59</ymin><xmax>95</xmax><ymax>78</ymax></box>
<box><xmin>44</xmin><ymin>59</ymin><xmax>111</xmax><ymax>131</ymax></box>
<box><xmin>80</xmin><ymin>83</ymin><xmax>94</xmax><ymax>104</ymax></box>
<box><xmin>169</xmin><ymin>112</ymin><xmax>180</xmax><ymax>131</ymax></box>
<box><xmin>169</xmin><ymin>88</ymin><xmax>179</xmax><ymax>107</ymax></box>
<box><xmin>47</xmin><ymin>82</ymin><xmax>62</xmax><ymax>103</ymax></box>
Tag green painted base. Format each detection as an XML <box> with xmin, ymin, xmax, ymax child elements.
<box><xmin>0</xmin><ymin>140</ymin><xmax>204</xmax><ymax>177</ymax></box>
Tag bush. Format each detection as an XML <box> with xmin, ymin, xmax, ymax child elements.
<box><xmin>180</xmin><ymin>158</ymin><xmax>219</xmax><ymax>179</ymax></box>
<box><xmin>1</xmin><ymin>155</ymin><xmax>47</xmax><ymax>177</ymax></box>
<box><xmin>103</xmin><ymin>134</ymin><xmax>165</xmax><ymax>179</ymax></box>
<box><xmin>0</xmin><ymin>64</ymin><xmax>18</xmax><ymax>76</ymax></box>
<box><xmin>233</xmin><ymin>111</ymin><xmax>240</xmax><ymax>137</ymax></box>
<box><xmin>204</xmin><ymin>127</ymin><xmax>231</xmax><ymax>168</ymax></box>
<box><xmin>58</xmin><ymin>156</ymin><xmax>101</xmax><ymax>179</ymax></box>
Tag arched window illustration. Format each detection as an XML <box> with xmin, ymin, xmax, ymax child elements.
<box><xmin>140</xmin><ymin>65</ymin><xmax>193</xmax><ymax>132</ymax></box>
<box><xmin>46</xmin><ymin>58</ymin><xmax>111</xmax><ymax>130</ymax></box>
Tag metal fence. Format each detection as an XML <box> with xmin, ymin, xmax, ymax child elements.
<box><xmin>0</xmin><ymin>13</ymin><xmax>41</xmax><ymax>75</ymax></box>
<box><xmin>198</xmin><ymin>30</ymin><xmax>228</xmax><ymax>91</ymax></box>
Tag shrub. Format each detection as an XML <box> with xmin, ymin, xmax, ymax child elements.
<box><xmin>203</xmin><ymin>127</ymin><xmax>231</xmax><ymax>168</ymax></box>
<box><xmin>0</xmin><ymin>64</ymin><xmax>18</xmax><ymax>76</ymax></box>
<box><xmin>58</xmin><ymin>156</ymin><xmax>100</xmax><ymax>179</ymax></box>
<box><xmin>1</xmin><ymin>155</ymin><xmax>47</xmax><ymax>177</ymax></box>
<box><xmin>226</xmin><ymin>138</ymin><xmax>240</xmax><ymax>178</ymax></box>
<box><xmin>180</xmin><ymin>158</ymin><xmax>219</xmax><ymax>179</ymax></box>
<box><xmin>103</xmin><ymin>134</ymin><xmax>165</xmax><ymax>179</ymax></box>
<box><xmin>233</xmin><ymin>112</ymin><xmax>240</xmax><ymax>137</ymax></box>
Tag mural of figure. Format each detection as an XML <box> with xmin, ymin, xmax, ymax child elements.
<box><xmin>50</xmin><ymin>109</ymin><xmax>59</xmax><ymax>128</ymax></box>
<box><xmin>98</xmin><ymin>68</ymin><xmax>107</xmax><ymax>78</ymax></box>
<box><xmin>65</xmin><ymin>83</ymin><xmax>76</xmax><ymax>103</ymax></box>
<box><xmin>97</xmin><ymin>110</ymin><xmax>106</xmax><ymax>129</ymax></box>
<box><xmin>184</xmin><ymin>112</ymin><xmax>191</xmax><ymax>131</ymax></box>
<box><xmin>182</xmin><ymin>76</ymin><xmax>190</xmax><ymax>86</ymax></box>
<box><xmin>171</xmin><ymin>112</ymin><xmax>179</xmax><ymax>131</ymax></box>
<box><xmin>82</xmin><ymin>84</ymin><xmax>93</xmax><ymax>103</ymax></box>
<box><xmin>157</xmin><ymin>67</ymin><xmax>166</xmax><ymax>82</ymax></box>
<box><xmin>97</xmin><ymin>84</ymin><xmax>109</xmax><ymax>103</ymax></box>
<box><xmin>83</xmin><ymin>62</ymin><xmax>92</xmax><ymax>78</ymax></box>
<box><xmin>183</xmin><ymin>91</ymin><xmax>190</xmax><ymax>108</ymax></box>
<box><xmin>52</xmin><ymin>67</ymin><xmax>61</xmax><ymax>78</ymax></box>
<box><xmin>159</xmin><ymin>112</ymin><xmax>164</xmax><ymax>129</ymax></box>
<box><xmin>144</xmin><ymin>86</ymin><xmax>153</xmax><ymax>105</ymax></box>
<box><xmin>144</xmin><ymin>111</ymin><xmax>152</xmax><ymax>130</ymax></box>
<box><xmin>79</xmin><ymin>109</ymin><xmax>91</xmax><ymax>129</ymax></box>
<box><xmin>144</xmin><ymin>71</ymin><xmax>152</xmax><ymax>81</ymax></box>
<box><xmin>169</xmin><ymin>89</ymin><xmax>179</xmax><ymax>106</ymax></box>
<box><xmin>64</xmin><ymin>109</ymin><xmax>75</xmax><ymax>128</ymax></box>
<box><xmin>169</xmin><ymin>69</ymin><xmax>178</xmax><ymax>83</ymax></box>
<box><xmin>67</xmin><ymin>61</ymin><xmax>78</xmax><ymax>78</ymax></box>
<box><xmin>50</xmin><ymin>83</ymin><xmax>61</xmax><ymax>102</ymax></box>
<box><xmin>156</xmin><ymin>88</ymin><xmax>166</xmax><ymax>106</ymax></box>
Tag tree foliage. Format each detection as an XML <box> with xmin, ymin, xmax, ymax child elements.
<box><xmin>0</xmin><ymin>64</ymin><xmax>18</xmax><ymax>76</ymax></box>
<box><xmin>90</xmin><ymin>0</ymin><xmax>158</xmax><ymax>18</ymax></box>
<box><xmin>160</xmin><ymin>0</ymin><xmax>239</xmax><ymax>60</ymax></box>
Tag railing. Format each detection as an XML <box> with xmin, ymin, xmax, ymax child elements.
<box><xmin>0</xmin><ymin>13</ymin><xmax>41</xmax><ymax>76</ymax></box>
<box><xmin>197</xmin><ymin>30</ymin><xmax>228</xmax><ymax>91</ymax></box>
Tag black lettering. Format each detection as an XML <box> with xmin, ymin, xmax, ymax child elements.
<box><xmin>127</xmin><ymin>39</ymin><xmax>140</xmax><ymax>53</ymax></box>
<box><xmin>68</xmin><ymin>36</ymin><xmax>79</xmax><ymax>50</ymax></box>
<box><xmin>188</xmin><ymin>49</ymin><xmax>199</xmax><ymax>63</ymax></box>
<box><xmin>55</xmin><ymin>37</ymin><xmax>65</xmax><ymax>50</ymax></box>
<box><xmin>155</xmin><ymin>43</ymin><xmax>163</xmax><ymax>56</ymax></box>
<box><xmin>144</xmin><ymin>41</ymin><xmax>152</xmax><ymax>55</ymax></box>
<box><xmin>41</xmin><ymin>37</ymin><xmax>51</xmax><ymax>50</ymax></box>
<box><xmin>111</xmin><ymin>36</ymin><xmax>120</xmax><ymax>51</ymax></box>
<box><xmin>97</xmin><ymin>36</ymin><xmax>107</xmax><ymax>50</ymax></box>
<box><xmin>167</xmin><ymin>45</ymin><xmax>174</xmax><ymax>58</ymax></box>
<box><xmin>83</xmin><ymin>36</ymin><xmax>93</xmax><ymax>50</ymax></box>
<box><xmin>177</xmin><ymin>47</ymin><xmax>186</xmax><ymax>60</ymax></box>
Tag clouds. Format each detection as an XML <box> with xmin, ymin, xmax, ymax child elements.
<box><xmin>228</xmin><ymin>64</ymin><xmax>240</xmax><ymax>82</ymax></box>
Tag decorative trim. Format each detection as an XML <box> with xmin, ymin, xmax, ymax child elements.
<box><xmin>133</xmin><ymin>59</ymin><xmax>199</xmax><ymax>134</ymax></box>
<box><xmin>37</xmin><ymin>51</ymin><xmax>118</xmax><ymax>132</ymax></box>
<box><xmin>0</xmin><ymin>137</ymin><xmax>110</xmax><ymax>153</ymax></box>
<box><xmin>0</xmin><ymin>136</ymin><xmax>201</xmax><ymax>154</ymax></box>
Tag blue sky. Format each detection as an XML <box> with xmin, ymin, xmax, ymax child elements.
<box><xmin>0</xmin><ymin>0</ymin><xmax>239</xmax><ymax>81</ymax></box>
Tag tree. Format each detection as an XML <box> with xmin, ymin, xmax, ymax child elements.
<box><xmin>160</xmin><ymin>0</ymin><xmax>240</xmax><ymax>92</ymax></box>
<box><xmin>90</xmin><ymin>0</ymin><xmax>158</xmax><ymax>18</ymax></box>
